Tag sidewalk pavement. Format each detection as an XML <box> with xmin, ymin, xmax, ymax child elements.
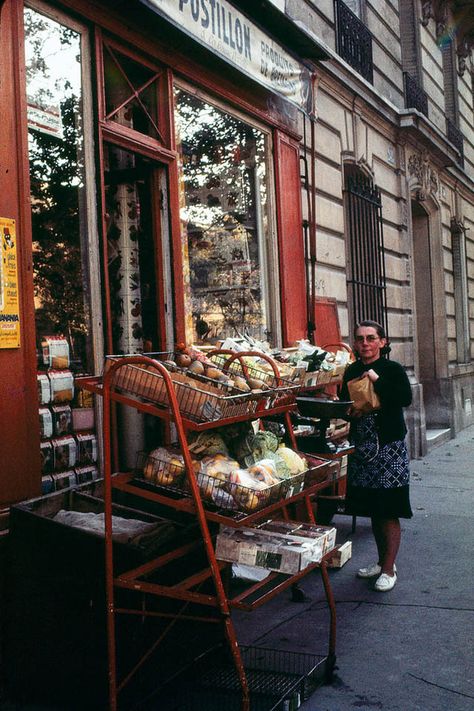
<box><xmin>1</xmin><ymin>427</ymin><xmax>473</xmax><ymax>710</ymax></box>
<box><xmin>233</xmin><ymin>424</ymin><xmax>474</xmax><ymax>711</ymax></box>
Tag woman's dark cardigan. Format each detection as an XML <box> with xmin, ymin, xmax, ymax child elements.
<box><xmin>340</xmin><ymin>357</ymin><xmax>412</xmax><ymax>446</ymax></box>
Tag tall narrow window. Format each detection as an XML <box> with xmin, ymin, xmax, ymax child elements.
<box><xmin>24</xmin><ymin>6</ymin><xmax>101</xmax><ymax>486</ymax></box>
<box><xmin>344</xmin><ymin>167</ymin><xmax>387</xmax><ymax>332</ymax></box>
<box><xmin>451</xmin><ymin>219</ymin><xmax>470</xmax><ymax>363</ymax></box>
<box><xmin>24</xmin><ymin>7</ymin><xmax>94</xmax><ymax>370</ymax></box>
<box><xmin>174</xmin><ymin>88</ymin><xmax>275</xmax><ymax>345</ymax></box>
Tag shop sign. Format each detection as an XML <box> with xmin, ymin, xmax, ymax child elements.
<box><xmin>27</xmin><ymin>103</ymin><xmax>64</xmax><ymax>139</ymax></box>
<box><xmin>141</xmin><ymin>0</ymin><xmax>312</xmax><ymax>112</ymax></box>
<box><xmin>0</xmin><ymin>218</ymin><xmax>21</xmax><ymax>349</ymax></box>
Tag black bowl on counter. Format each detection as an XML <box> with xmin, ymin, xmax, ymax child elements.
<box><xmin>296</xmin><ymin>397</ymin><xmax>352</xmax><ymax>419</ymax></box>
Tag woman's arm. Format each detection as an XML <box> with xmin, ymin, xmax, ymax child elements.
<box><xmin>372</xmin><ymin>361</ymin><xmax>412</xmax><ymax>408</ymax></box>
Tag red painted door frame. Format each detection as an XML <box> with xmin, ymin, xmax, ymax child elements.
<box><xmin>274</xmin><ymin>130</ymin><xmax>308</xmax><ymax>346</ymax></box>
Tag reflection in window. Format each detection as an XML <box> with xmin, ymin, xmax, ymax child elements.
<box><xmin>24</xmin><ymin>8</ymin><xmax>92</xmax><ymax>372</ymax></box>
<box><xmin>174</xmin><ymin>89</ymin><xmax>271</xmax><ymax>345</ymax></box>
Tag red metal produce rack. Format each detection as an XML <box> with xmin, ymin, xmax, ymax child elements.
<box><xmin>77</xmin><ymin>353</ymin><xmax>339</xmax><ymax>711</ymax></box>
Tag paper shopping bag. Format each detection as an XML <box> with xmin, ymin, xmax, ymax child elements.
<box><xmin>347</xmin><ymin>376</ymin><xmax>381</xmax><ymax>414</ymax></box>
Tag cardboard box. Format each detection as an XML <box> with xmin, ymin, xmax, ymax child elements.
<box><xmin>216</xmin><ymin>522</ymin><xmax>337</xmax><ymax>574</ymax></box>
<box><xmin>257</xmin><ymin>522</ymin><xmax>337</xmax><ymax>559</ymax></box>
<box><xmin>327</xmin><ymin>540</ymin><xmax>352</xmax><ymax>568</ymax></box>
<box><xmin>215</xmin><ymin>527</ymin><xmax>314</xmax><ymax>574</ymax></box>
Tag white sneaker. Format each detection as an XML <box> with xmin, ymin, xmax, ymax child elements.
<box><xmin>374</xmin><ymin>572</ymin><xmax>397</xmax><ymax>592</ymax></box>
<box><xmin>357</xmin><ymin>563</ymin><xmax>396</xmax><ymax>579</ymax></box>
<box><xmin>357</xmin><ymin>563</ymin><xmax>381</xmax><ymax>578</ymax></box>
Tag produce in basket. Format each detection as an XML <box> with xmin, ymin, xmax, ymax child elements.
<box><xmin>247</xmin><ymin>459</ymin><xmax>280</xmax><ymax>486</ymax></box>
<box><xmin>143</xmin><ymin>447</ymin><xmax>186</xmax><ymax>487</ymax></box>
<box><xmin>187</xmin><ymin>431</ymin><xmax>230</xmax><ymax>457</ymax></box>
<box><xmin>277</xmin><ymin>447</ymin><xmax>307</xmax><ymax>475</ymax></box>
<box><xmin>228</xmin><ymin>469</ymin><xmax>274</xmax><ymax>510</ymax></box>
<box><xmin>197</xmin><ymin>453</ymin><xmax>240</xmax><ymax>479</ymax></box>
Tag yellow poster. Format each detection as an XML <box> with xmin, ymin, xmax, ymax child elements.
<box><xmin>0</xmin><ymin>217</ymin><xmax>21</xmax><ymax>348</ymax></box>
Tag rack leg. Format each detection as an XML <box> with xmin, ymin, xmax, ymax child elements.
<box><xmin>222</xmin><ymin>615</ymin><xmax>250</xmax><ymax>711</ymax></box>
<box><xmin>319</xmin><ymin>560</ymin><xmax>337</xmax><ymax>683</ymax></box>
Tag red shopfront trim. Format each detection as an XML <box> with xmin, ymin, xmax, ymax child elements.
<box><xmin>274</xmin><ymin>131</ymin><xmax>308</xmax><ymax>346</ymax></box>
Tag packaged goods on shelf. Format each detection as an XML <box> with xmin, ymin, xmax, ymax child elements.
<box><xmin>76</xmin><ymin>433</ymin><xmax>98</xmax><ymax>465</ymax></box>
<box><xmin>41</xmin><ymin>474</ymin><xmax>54</xmax><ymax>494</ymax></box>
<box><xmin>41</xmin><ymin>336</ymin><xmax>70</xmax><ymax>369</ymax></box>
<box><xmin>74</xmin><ymin>385</ymin><xmax>94</xmax><ymax>408</ymax></box>
<box><xmin>51</xmin><ymin>404</ymin><xmax>72</xmax><ymax>436</ymax></box>
<box><xmin>74</xmin><ymin>465</ymin><xmax>99</xmax><ymax>484</ymax></box>
<box><xmin>37</xmin><ymin>373</ymin><xmax>51</xmax><ymax>405</ymax></box>
<box><xmin>49</xmin><ymin>370</ymin><xmax>74</xmax><ymax>403</ymax></box>
<box><xmin>51</xmin><ymin>435</ymin><xmax>77</xmax><ymax>471</ymax></box>
<box><xmin>215</xmin><ymin>524</ymin><xmax>334</xmax><ymax>574</ymax></box>
<box><xmin>40</xmin><ymin>440</ymin><xmax>53</xmax><ymax>474</ymax></box>
<box><xmin>39</xmin><ymin>408</ymin><xmax>53</xmax><ymax>439</ymax></box>
<box><xmin>71</xmin><ymin>406</ymin><xmax>95</xmax><ymax>432</ymax></box>
<box><xmin>52</xmin><ymin>470</ymin><xmax>76</xmax><ymax>490</ymax></box>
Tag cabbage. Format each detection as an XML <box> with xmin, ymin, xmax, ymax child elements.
<box><xmin>277</xmin><ymin>447</ymin><xmax>307</xmax><ymax>475</ymax></box>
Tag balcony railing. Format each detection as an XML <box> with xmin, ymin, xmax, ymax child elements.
<box><xmin>446</xmin><ymin>117</ymin><xmax>464</xmax><ymax>168</ymax></box>
<box><xmin>334</xmin><ymin>0</ymin><xmax>373</xmax><ymax>83</ymax></box>
<box><xmin>403</xmin><ymin>72</ymin><xmax>428</xmax><ymax>117</ymax></box>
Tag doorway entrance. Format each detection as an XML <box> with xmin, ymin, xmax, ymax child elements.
<box><xmin>411</xmin><ymin>200</ymin><xmax>446</xmax><ymax>431</ymax></box>
<box><xmin>104</xmin><ymin>144</ymin><xmax>173</xmax><ymax>465</ymax></box>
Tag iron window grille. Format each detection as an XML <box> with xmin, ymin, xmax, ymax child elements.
<box><xmin>345</xmin><ymin>173</ymin><xmax>388</xmax><ymax>335</ymax></box>
<box><xmin>403</xmin><ymin>72</ymin><xmax>428</xmax><ymax>117</ymax></box>
<box><xmin>334</xmin><ymin>0</ymin><xmax>373</xmax><ymax>83</ymax></box>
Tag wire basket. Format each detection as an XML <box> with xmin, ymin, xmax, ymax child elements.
<box><xmin>209</xmin><ymin>353</ymin><xmax>301</xmax><ymax>406</ymax></box>
<box><xmin>166</xmin><ymin>645</ymin><xmax>327</xmax><ymax>710</ymax></box>
<box><xmin>133</xmin><ymin>450</ymin><xmax>302</xmax><ymax>514</ymax></box>
<box><xmin>105</xmin><ymin>355</ymin><xmax>261</xmax><ymax>423</ymax></box>
<box><xmin>134</xmin><ymin>450</ymin><xmax>187</xmax><ymax>491</ymax></box>
<box><xmin>301</xmin><ymin>456</ymin><xmax>333</xmax><ymax>487</ymax></box>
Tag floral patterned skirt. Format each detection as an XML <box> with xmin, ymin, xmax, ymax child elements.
<box><xmin>346</xmin><ymin>414</ymin><xmax>413</xmax><ymax>519</ymax></box>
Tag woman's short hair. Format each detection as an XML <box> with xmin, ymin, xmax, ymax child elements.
<box><xmin>354</xmin><ymin>319</ymin><xmax>391</xmax><ymax>356</ymax></box>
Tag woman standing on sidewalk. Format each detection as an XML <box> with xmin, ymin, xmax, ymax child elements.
<box><xmin>340</xmin><ymin>320</ymin><xmax>413</xmax><ymax>592</ymax></box>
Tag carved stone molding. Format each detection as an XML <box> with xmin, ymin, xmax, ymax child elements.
<box><xmin>450</xmin><ymin>217</ymin><xmax>465</xmax><ymax>237</ymax></box>
<box><xmin>457</xmin><ymin>38</ymin><xmax>474</xmax><ymax>77</ymax></box>
<box><xmin>408</xmin><ymin>150</ymin><xmax>438</xmax><ymax>201</ymax></box>
<box><xmin>420</xmin><ymin>0</ymin><xmax>448</xmax><ymax>38</ymax></box>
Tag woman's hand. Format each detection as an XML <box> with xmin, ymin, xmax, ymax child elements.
<box><xmin>361</xmin><ymin>369</ymin><xmax>379</xmax><ymax>383</ymax></box>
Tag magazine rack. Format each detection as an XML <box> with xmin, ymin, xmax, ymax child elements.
<box><xmin>78</xmin><ymin>352</ymin><xmax>339</xmax><ymax>710</ymax></box>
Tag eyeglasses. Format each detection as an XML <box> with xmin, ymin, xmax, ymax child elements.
<box><xmin>354</xmin><ymin>335</ymin><xmax>380</xmax><ymax>343</ymax></box>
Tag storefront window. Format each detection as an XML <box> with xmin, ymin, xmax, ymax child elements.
<box><xmin>24</xmin><ymin>6</ymin><xmax>92</xmax><ymax>372</ymax></box>
<box><xmin>174</xmin><ymin>88</ymin><xmax>272</xmax><ymax>345</ymax></box>
<box><xmin>25</xmin><ymin>7</ymin><xmax>100</xmax><ymax>488</ymax></box>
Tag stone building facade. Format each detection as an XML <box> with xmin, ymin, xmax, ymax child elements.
<box><xmin>279</xmin><ymin>0</ymin><xmax>474</xmax><ymax>456</ymax></box>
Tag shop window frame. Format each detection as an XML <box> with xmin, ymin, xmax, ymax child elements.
<box><xmin>96</xmin><ymin>32</ymin><xmax>174</xmax><ymax>158</ymax></box>
<box><xmin>172</xmin><ymin>79</ymin><xmax>282</xmax><ymax>347</ymax></box>
<box><xmin>94</xmin><ymin>31</ymin><xmax>184</xmax><ymax>351</ymax></box>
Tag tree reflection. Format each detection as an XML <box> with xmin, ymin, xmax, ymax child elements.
<box><xmin>25</xmin><ymin>9</ymin><xmax>89</xmax><ymax>367</ymax></box>
<box><xmin>175</xmin><ymin>89</ymin><xmax>269</xmax><ymax>344</ymax></box>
